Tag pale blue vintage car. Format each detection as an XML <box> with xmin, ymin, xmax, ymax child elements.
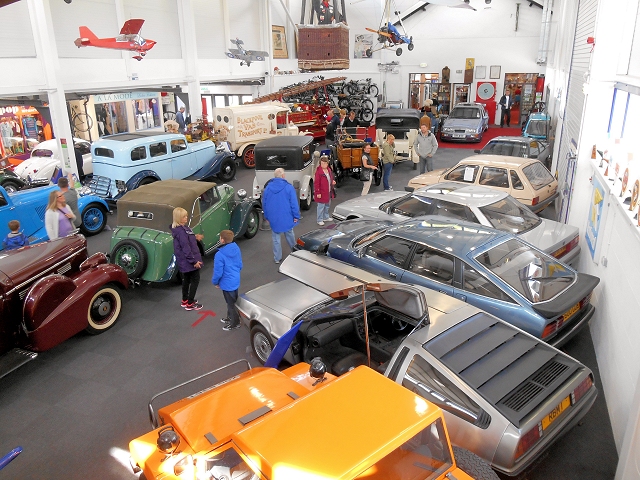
<box><xmin>87</xmin><ymin>132</ymin><xmax>237</xmax><ymax>201</ymax></box>
<box><xmin>0</xmin><ymin>184</ymin><xmax>111</xmax><ymax>249</ymax></box>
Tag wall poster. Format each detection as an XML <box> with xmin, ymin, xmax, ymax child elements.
<box><xmin>354</xmin><ymin>34</ymin><xmax>373</xmax><ymax>59</ymax></box>
<box><xmin>586</xmin><ymin>174</ymin><xmax>606</xmax><ymax>262</ymax></box>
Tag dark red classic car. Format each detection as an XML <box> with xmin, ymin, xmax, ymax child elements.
<box><xmin>0</xmin><ymin>235</ymin><xmax>129</xmax><ymax>378</ymax></box>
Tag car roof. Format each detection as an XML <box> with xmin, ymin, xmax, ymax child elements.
<box><xmin>458</xmin><ymin>154</ymin><xmax>538</xmax><ymax>168</ymax></box>
<box><xmin>92</xmin><ymin>132</ymin><xmax>183</xmax><ymax>152</ymax></box>
<box><xmin>385</xmin><ymin>216</ymin><xmax>506</xmax><ymax>253</ymax></box>
<box><xmin>485</xmin><ymin>136</ymin><xmax>540</xmax><ymax>145</ymax></box>
<box><xmin>454</xmin><ymin>102</ymin><xmax>483</xmax><ymax>108</ymax></box>
<box><xmin>231</xmin><ymin>366</ymin><xmax>446</xmax><ymax>479</ymax></box>
<box><xmin>415</xmin><ymin>182</ymin><xmax>509</xmax><ymax>207</ymax></box>
<box><xmin>116</xmin><ymin>180</ymin><xmax>217</xmax><ymax>231</ymax></box>
<box><xmin>254</xmin><ymin>135</ymin><xmax>314</xmax><ymax>149</ymax></box>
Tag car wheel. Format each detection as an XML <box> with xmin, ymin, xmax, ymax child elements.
<box><xmin>85</xmin><ymin>285</ymin><xmax>122</xmax><ymax>334</ymax></box>
<box><xmin>251</xmin><ymin>324</ymin><xmax>274</xmax><ymax>364</ymax></box>
<box><xmin>110</xmin><ymin>240</ymin><xmax>148</xmax><ymax>279</ymax></box>
<box><xmin>79</xmin><ymin>203</ymin><xmax>107</xmax><ymax>236</ymax></box>
<box><xmin>301</xmin><ymin>181</ymin><xmax>312</xmax><ymax>210</ymax></box>
<box><xmin>244</xmin><ymin>208</ymin><xmax>260</xmax><ymax>239</ymax></box>
<box><xmin>217</xmin><ymin>158</ymin><xmax>236</xmax><ymax>182</ymax></box>
<box><xmin>452</xmin><ymin>447</ymin><xmax>499</xmax><ymax>480</ymax></box>
<box><xmin>2</xmin><ymin>180</ymin><xmax>21</xmax><ymax>193</ymax></box>
<box><xmin>242</xmin><ymin>146</ymin><xmax>255</xmax><ymax>169</ymax></box>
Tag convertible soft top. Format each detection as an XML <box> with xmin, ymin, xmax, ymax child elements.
<box><xmin>117</xmin><ymin>180</ymin><xmax>216</xmax><ymax>231</ymax></box>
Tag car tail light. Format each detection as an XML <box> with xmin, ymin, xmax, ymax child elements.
<box><xmin>296</xmin><ymin>238</ymin><xmax>305</xmax><ymax>248</ymax></box>
<box><xmin>542</xmin><ymin>293</ymin><xmax>592</xmax><ymax>339</ymax></box>
<box><xmin>571</xmin><ymin>375</ymin><xmax>593</xmax><ymax>405</ymax></box>
<box><xmin>515</xmin><ymin>424</ymin><xmax>542</xmax><ymax>459</ymax></box>
<box><xmin>542</xmin><ymin>322</ymin><xmax>557</xmax><ymax>339</ymax></box>
<box><xmin>531</xmin><ymin>196</ymin><xmax>539</xmax><ymax>206</ymax></box>
<box><xmin>551</xmin><ymin>235</ymin><xmax>579</xmax><ymax>260</ymax></box>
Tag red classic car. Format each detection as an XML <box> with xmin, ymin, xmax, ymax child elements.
<box><xmin>0</xmin><ymin>235</ymin><xmax>129</xmax><ymax>378</ymax></box>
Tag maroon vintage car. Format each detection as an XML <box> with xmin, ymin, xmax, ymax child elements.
<box><xmin>0</xmin><ymin>235</ymin><xmax>129</xmax><ymax>378</ymax></box>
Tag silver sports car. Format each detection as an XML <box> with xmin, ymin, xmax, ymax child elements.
<box><xmin>236</xmin><ymin>250</ymin><xmax>597</xmax><ymax>477</ymax></box>
<box><xmin>331</xmin><ymin>182</ymin><xmax>580</xmax><ymax>268</ymax></box>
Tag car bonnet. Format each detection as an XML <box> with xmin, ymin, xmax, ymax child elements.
<box><xmin>333</xmin><ymin>190</ymin><xmax>407</xmax><ymax>218</ymax></box>
<box><xmin>517</xmin><ymin>218</ymin><xmax>579</xmax><ymax>257</ymax></box>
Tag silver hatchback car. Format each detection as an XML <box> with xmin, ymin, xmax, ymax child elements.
<box><xmin>236</xmin><ymin>250</ymin><xmax>597</xmax><ymax>477</ymax></box>
<box><xmin>440</xmin><ymin>103</ymin><xmax>489</xmax><ymax>143</ymax></box>
<box><xmin>331</xmin><ymin>182</ymin><xmax>580</xmax><ymax>268</ymax></box>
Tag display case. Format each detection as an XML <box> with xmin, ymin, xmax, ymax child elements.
<box><xmin>433</xmin><ymin>83</ymin><xmax>450</xmax><ymax>115</ymax></box>
<box><xmin>452</xmin><ymin>83</ymin><xmax>470</xmax><ymax>107</ymax></box>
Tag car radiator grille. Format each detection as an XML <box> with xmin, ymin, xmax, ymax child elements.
<box><xmin>57</xmin><ymin>263</ymin><xmax>72</xmax><ymax>275</ymax></box>
<box><xmin>35</xmin><ymin>205</ymin><xmax>46</xmax><ymax>221</ymax></box>
<box><xmin>454</xmin><ymin>129</ymin><xmax>465</xmax><ymax>133</ymax></box>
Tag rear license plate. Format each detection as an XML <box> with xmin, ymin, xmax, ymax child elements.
<box><xmin>562</xmin><ymin>302</ymin><xmax>581</xmax><ymax>322</ymax></box>
<box><xmin>542</xmin><ymin>396</ymin><xmax>571</xmax><ymax>430</ymax></box>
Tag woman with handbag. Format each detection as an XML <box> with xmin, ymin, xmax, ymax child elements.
<box><xmin>360</xmin><ymin>143</ymin><xmax>377</xmax><ymax>196</ymax></box>
<box><xmin>44</xmin><ymin>190</ymin><xmax>76</xmax><ymax>240</ymax></box>
<box><xmin>314</xmin><ymin>155</ymin><xmax>336</xmax><ymax>226</ymax></box>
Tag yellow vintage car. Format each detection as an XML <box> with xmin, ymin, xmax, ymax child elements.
<box><xmin>129</xmin><ymin>361</ymin><xmax>498</xmax><ymax>479</ymax></box>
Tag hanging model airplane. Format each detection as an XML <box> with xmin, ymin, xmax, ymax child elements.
<box><xmin>226</xmin><ymin>38</ymin><xmax>269</xmax><ymax>67</ymax></box>
<box><xmin>364</xmin><ymin>0</ymin><xmax>414</xmax><ymax>57</ymax></box>
<box><xmin>74</xmin><ymin>19</ymin><xmax>156</xmax><ymax>61</ymax></box>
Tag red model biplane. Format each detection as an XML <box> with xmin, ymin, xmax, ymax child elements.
<box><xmin>74</xmin><ymin>19</ymin><xmax>156</xmax><ymax>61</ymax></box>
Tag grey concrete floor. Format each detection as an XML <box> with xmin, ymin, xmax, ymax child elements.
<box><xmin>0</xmin><ymin>140</ymin><xmax>618</xmax><ymax>479</ymax></box>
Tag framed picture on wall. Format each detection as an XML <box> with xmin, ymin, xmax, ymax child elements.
<box><xmin>490</xmin><ymin>65</ymin><xmax>501</xmax><ymax>79</ymax></box>
<box><xmin>475</xmin><ymin>66</ymin><xmax>486</xmax><ymax>79</ymax></box>
<box><xmin>272</xmin><ymin>25</ymin><xmax>288</xmax><ymax>59</ymax></box>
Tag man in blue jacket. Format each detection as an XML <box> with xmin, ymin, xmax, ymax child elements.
<box><xmin>262</xmin><ymin>168</ymin><xmax>300</xmax><ymax>264</ymax></box>
<box><xmin>212</xmin><ymin>229</ymin><xmax>243</xmax><ymax>331</ymax></box>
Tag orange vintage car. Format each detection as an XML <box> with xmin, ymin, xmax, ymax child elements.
<box><xmin>129</xmin><ymin>361</ymin><xmax>498</xmax><ymax>480</ymax></box>
<box><xmin>406</xmin><ymin>154</ymin><xmax>558</xmax><ymax>213</ymax></box>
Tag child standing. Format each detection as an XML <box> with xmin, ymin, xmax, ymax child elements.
<box><xmin>2</xmin><ymin>220</ymin><xmax>29</xmax><ymax>250</ymax></box>
<box><xmin>212</xmin><ymin>230</ymin><xmax>243</xmax><ymax>331</ymax></box>
<box><xmin>171</xmin><ymin>207</ymin><xmax>204</xmax><ymax>311</ymax></box>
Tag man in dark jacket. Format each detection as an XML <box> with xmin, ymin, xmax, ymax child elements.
<box><xmin>343</xmin><ymin>110</ymin><xmax>359</xmax><ymax>136</ymax></box>
<box><xmin>262</xmin><ymin>168</ymin><xmax>300</xmax><ymax>264</ymax></box>
<box><xmin>212</xmin><ymin>229</ymin><xmax>243</xmax><ymax>331</ymax></box>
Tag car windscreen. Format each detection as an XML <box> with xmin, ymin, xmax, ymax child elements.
<box><xmin>449</xmin><ymin>107</ymin><xmax>480</xmax><ymax>119</ymax></box>
<box><xmin>481</xmin><ymin>141</ymin><xmax>528</xmax><ymax>157</ymax></box>
<box><xmin>478</xmin><ymin>197</ymin><xmax>541</xmax><ymax>233</ymax></box>
<box><xmin>526</xmin><ymin>119</ymin><xmax>548</xmax><ymax>136</ymax></box>
<box><xmin>475</xmin><ymin>238</ymin><xmax>574</xmax><ymax>303</ymax></box>
<box><xmin>522</xmin><ymin>162</ymin><xmax>554</xmax><ymax>190</ymax></box>
<box><xmin>31</xmin><ymin>149</ymin><xmax>53</xmax><ymax>157</ymax></box>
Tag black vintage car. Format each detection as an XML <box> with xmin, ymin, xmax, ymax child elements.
<box><xmin>252</xmin><ymin>136</ymin><xmax>320</xmax><ymax>210</ymax></box>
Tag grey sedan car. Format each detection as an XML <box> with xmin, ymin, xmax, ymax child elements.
<box><xmin>440</xmin><ymin>103</ymin><xmax>489</xmax><ymax>142</ymax></box>
<box><xmin>236</xmin><ymin>250</ymin><xmax>597</xmax><ymax>477</ymax></box>
<box><xmin>475</xmin><ymin>136</ymin><xmax>552</xmax><ymax>169</ymax></box>
<box><xmin>331</xmin><ymin>182</ymin><xmax>580</xmax><ymax>267</ymax></box>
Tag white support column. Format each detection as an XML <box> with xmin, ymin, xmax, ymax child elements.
<box><xmin>25</xmin><ymin>0</ymin><xmax>77</xmax><ymax>177</ymax></box>
<box><xmin>177</xmin><ymin>0</ymin><xmax>202</xmax><ymax>121</ymax></box>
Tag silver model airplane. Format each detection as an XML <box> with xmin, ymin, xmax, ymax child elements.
<box><xmin>226</xmin><ymin>38</ymin><xmax>269</xmax><ymax>67</ymax></box>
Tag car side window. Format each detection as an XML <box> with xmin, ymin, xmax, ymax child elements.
<box><xmin>479</xmin><ymin>167</ymin><xmax>509</xmax><ymax>188</ymax></box>
<box><xmin>95</xmin><ymin>148</ymin><xmax>114</xmax><ymax>158</ymax></box>
<box><xmin>391</xmin><ymin>196</ymin><xmax>436</xmax><ymax>217</ymax></box>
<box><xmin>149</xmin><ymin>142</ymin><xmax>168</xmax><ymax>157</ymax></box>
<box><xmin>434</xmin><ymin>200</ymin><xmax>478</xmax><ymax>223</ymax></box>
<box><xmin>364</xmin><ymin>236</ymin><xmax>413</xmax><ymax>268</ymax></box>
<box><xmin>444</xmin><ymin>164</ymin><xmax>478</xmax><ymax>183</ymax></box>
<box><xmin>131</xmin><ymin>146</ymin><xmax>147</xmax><ymax>161</ymax></box>
<box><xmin>461</xmin><ymin>262</ymin><xmax>516</xmax><ymax>303</ymax></box>
<box><xmin>170</xmin><ymin>139</ymin><xmax>187</xmax><ymax>153</ymax></box>
<box><xmin>529</xmin><ymin>141</ymin><xmax>540</xmax><ymax>157</ymax></box>
<box><xmin>199</xmin><ymin>188</ymin><xmax>220</xmax><ymax>214</ymax></box>
<box><xmin>510</xmin><ymin>170</ymin><xmax>524</xmax><ymax>190</ymax></box>
<box><xmin>407</xmin><ymin>244</ymin><xmax>454</xmax><ymax>285</ymax></box>
<box><xmin>403</xmin><ymin>355</ymin><xmax>486</xmax><ymax>427</ymax></box>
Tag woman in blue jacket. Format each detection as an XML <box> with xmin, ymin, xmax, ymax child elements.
<box><xmin>171</xmin><ymin>207</ymin><xmax>204</xmax><ymax>311</ymax></box>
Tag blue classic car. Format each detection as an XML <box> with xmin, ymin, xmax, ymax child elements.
<box><xmin>440</xmin><ymin>103</ymin><xmax>489</xmax><ymax>143</ymax></box>
<box><xmin>0</xmin><ymin>185</ymin><xmax>110</xmax><ymax>249</ymax></box>
<box><xmin>88</xmin><ymin>132</ymin><xmax>237</xmax><ymax>201</ymax></box>
<box><xmin>311</xmin><ymin>216</ymin><xmax>599</xmax><ymax>348</ymax></box>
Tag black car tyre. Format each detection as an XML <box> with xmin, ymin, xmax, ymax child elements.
<box><xmin>111</xmin><ymin>240</ymin><xmax>148</xmax><ymax>279</ymax></box>
<box><xmin>2</xmin><ymin>180</ymin><xmax>21</xmax><ymax>193</ymax></box>
<box><xmin>243</xmin><ymin>209</ymin><xmax>260</xmax><ymax>239</ymax></box>
<box><xmin>251</xmin><ymin>324</ymin><xmax>274</xmax><ymax>364</ymax></box>
<box><xmin>79</xmin><ymin>203</ymin><xmax>107</xmax><ymax>236</ymax></box>
<box><xmin>301</xmin><ymin>181</ymin><xmax>313</xmax><ymax>210</ymax></box>
<box><xmin>452</xmin><ymin>447</ymin><xmax>499</xmax><ymax>480</ymax></box>
<box><xmin>217</xmin><ymin>158</ymin><xmax>236</xmax><ymax>182</ymax></box>
<box><xmin>85</xmin><ymin>284</ymin><xmax>122</xmax><ymax>334</ymax></box>
<box><xmin>242</xmin><ymin>146</ymin><xmax>256</xmax><ymax>169</ymax></box>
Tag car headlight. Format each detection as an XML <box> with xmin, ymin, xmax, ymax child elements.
<box><xmin>115</xmin><ymin>180</ymin><xmax>127</xmax><ymax>193</ymax></box>
<box><xmin>442</xmin><ymin>127</ymin><xmax>453</xmax><ymax>132</ymax></box>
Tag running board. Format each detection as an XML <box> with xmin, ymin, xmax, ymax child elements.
<box><xmin>0</xmin><ymin>349</ymin><xmax>37</xmax><ymax>379</ymax></box>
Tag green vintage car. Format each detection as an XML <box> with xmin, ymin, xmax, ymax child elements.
<box><xmin>109</xmin><ymin>180</ymin><xmax>259</xmax><ymax>282</ymax></box>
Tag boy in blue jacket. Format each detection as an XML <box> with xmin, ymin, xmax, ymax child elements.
<box><xmin>3</xmin><ymin>220</ymin><xmax>29</xmax><ymax>251</ymax></box>
<box><xmin>212</xmin><ymin>229</ymin><xmax>243</xmax><ymax>331</ymax></box>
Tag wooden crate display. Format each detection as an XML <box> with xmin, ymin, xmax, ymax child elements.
<box><xmin>337</xmin><ymin>144</ymin><xmax>379</xmax><ymax>169</ymax></box>
<box><xmin>298</xmin><ymin>24</ymin><xmax>349</xmax><ymax>71</ymax></box>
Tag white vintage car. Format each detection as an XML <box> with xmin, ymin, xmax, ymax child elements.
<box><xmin>14</xmin><ymin>138</ymin><xmax>93</xmax><ymax>181</ymax></box>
